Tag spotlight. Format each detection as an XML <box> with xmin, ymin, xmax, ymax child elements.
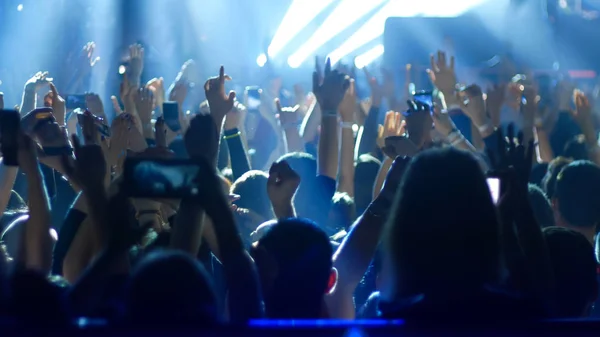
<box><xmin>17</xmin><ymin>4</ymin><xmax>23</xmax><ymax>11</ymax></box>
<box><xmin>353</xmin><ymin>44</ymin><xmax>384</xmax><ymax>69</ymax></box>
<box><xmin>256</xmin><ymin>53</ymin><xmax>267</xmax><ymax>67</ymax></box>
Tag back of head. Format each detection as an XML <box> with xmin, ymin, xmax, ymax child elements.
<box><xmin>231</xmin><ymin>170</ymin><xmax>273</xmax><ymax>221</ymax></box>
<box><xmin>543</xmin><ymin>156</ymin><xmax>572</xmax><ymax>199</ymax></box>
<box><xmin>254</xmin><ymin>218</ymin><xmax>333</xmax><ymax>318</ymax></box>
<box><xmin>125</xmin><ymin>251</ymin><xmax>218</xmax><ymax>325</ymax></box>
<box><xmin>563</xmin><ymin>135</ymin><xmax>589</xmax><ymax>161</ymax></box>
<box><xmin>554</xmin><ymin>160</ymin><xmax>600</xmax><ymax>228</ymax></box>
<box><xmin>543</xmin><ymin>227</ymin><xmax>598</xmax><ymax>317</ymax></box>
<box><xmin>385</xmin><ymin>148</ymin><xmax>501</xmax><ymax>297</ymax></box>
<box><xmin>527</xmin><ymin>184</ymin><xmax>554</xmax><ymax>228</ymax></box>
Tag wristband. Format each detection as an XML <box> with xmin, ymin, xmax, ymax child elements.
<box><xmin>340</xmin><ymin>121</ymin><xmax>354</xmax><ymax>129</ymax></box>
<box><xmin>477</xmin><ymin>123</ymin><xmax>493</xmax><ymax>135</ymax></box>
<box><xmin>323</xmin><ymin>109</ymin><xmax>338</xmax><ymax>118</ymax></box>
<box><xmin>451</xmin><ymin>135</ymin><xmax>465</xmax><ymax>146</ymax></box>
<box><xmin>223</xmin><ymin>132</ymin><xmax>241</xmax><ymax>140</ymax></box>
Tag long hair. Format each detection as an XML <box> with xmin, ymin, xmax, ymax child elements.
<box><xmin>383</xmin><ymin>148</ymin><xmax>502</xmax><ymax>299</ymax></box>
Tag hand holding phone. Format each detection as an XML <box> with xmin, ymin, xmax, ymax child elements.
<box><xmin>122</xmin><ymin>158</ymin><xmax>202</xmax><ymax>198</ymax></box>
<box><xmin>65</xmin><ymin>95</ymin><xmax>87</xmax><ymax>110</ymax></box>
<box><xmin>245</xmin><ymin>86</ymin><xmax>262</xmax><ymax>111</ymax></box>
<box><xmin>486</xmin><ymin>177</ymin><xmax>501</xmax><ymax>204</ymax></box>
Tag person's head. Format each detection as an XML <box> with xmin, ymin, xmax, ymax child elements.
<box><xmin>552</xmin><ymin>161</ymin><xmax>600</xmax><ymax>234</ymax></box>
<box><xmin>231</xmin><ymin>170</ymin><xmax>273</xmax><ymax>225</ymax></box>
<box><xmin>543</xmin><ymin>156</ymin><xmax>573</xmax><ymax>199</ymax></box>
<box><xmin>125</xmin><ymin>251</ymin><xmax>218</xmax><ymax>325</ymax></box>
<box><xmin>529</xmin><ymin>163</ymin><xmax>549</xmax><ymax>187</ymax></box>
<box><xmin>527</xmin><ymin>184</ymin><xmax>554</xmax><ymax>228</ymax></box>
<box><xmin>251</xmin><ymin>218</ymin><xmax>337</xmax><ymax>318</ymax></box>
<box><xmin>383</xmin><ymin>148</ymin><xmax>501</xmax><ymax>299</ymax></box>
<box><xmin>354</xmin><ymin>154</ymin><xmax>381</xmax><ymax>215</ymax></box>
<box><xmin>327</xmin><ymin>192</ymin><xmax>356</xmax><ymax>234</ymax></box>
<box><xmin>563</xmin><ymin>134</ymin><xmax>589</xmax><ymax>161</ymax></box>
<box><xmin>543</xmin><ymin>227</ymin><xmax>598</xmax><ymax>317</ymax></box>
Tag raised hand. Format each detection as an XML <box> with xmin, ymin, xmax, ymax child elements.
<box><xmin>76</xmin><ymin>42</ymin><xmax>100</xmax><ymax>75</ymax></box>
<box><xmin>85</xmin><ymin>93</ymin><xmax>106</xmax><ymax>120</ymax></box>
<box><xmin>405</xmin><ymin>100</ymin><xmax>433</xmax><ymax>148</ymax></box>
<box><xmin>204</xmin><ymin>66</ymin><xmax>235</xmax><ymax>129</ymax></box>
<box><xmin>0</xmin><ymin>92</ymin><xmax>4</xmax><ymax>110</ymax></box>
<box><xmin>134</xmin><ymin>87</ymin><xmax>154</xmax><ymax>125</ymax></box>
<box><xmin>377</xmin><ymin>111</ymin><xmax>405</xmax><ymax>149</ymax></box>
<box><xmin>313</xmin><ymin>58</ymin><xmax>350</xmax><ymax>112</ymax></box>
<box><xmin>146</xmin><ymin>77</ymin><xmax>165</xmax><ymax>110</ymax></box>
<box><xmin>458</xmin><ymin>84</ymin><xmax>489</xmax><ymax>128</ymax></box>
<box><xmin>127</xmin><ymin>44</ymin><xmax>144</xmax><ymax>85</ymax></box>
<box><xmin>363</xmin><ymin>66</ymin><xmax>384</xmax><ymax>107</ymax></box>
<box><xmin>431</xmin><ymin>104</ymin><xmax>458</xmax><ymax>137</ymax></box>
<box><xmin>62</xmin><ymin>133</ymin><xmax>107</xmax><ymax>192</ymax></box>
<box><xmin>47</xmin><ymin>83</ymin><xmax>66</xmax><ymax>125</ymax></box>
<box><xmin>119</xmin><ymin>74</ymin><xmax>136</xmax><ymax>115</ymax></box>
<box><xmin>25</xmin><ymin>71</ymin><xmax>52</xmax><ymax>91</ymax></box>
<box><xmin>17</xmin><ymin>132</ymin><xmax>40</xmax><ymax>176</ymax></box>
<box><xmin>572</xmin><ymin>89</ymin><xmax>593</xmax><ymax>125</ymax></box>
<box><xmin>111</xmin><ymin>95</ymin><xmax>123</xmax><ymax>115</ymax></box>
<box><xmin>338</xmin><ymin>79</ymin><xmax>357</xmax><ymax>123</ymax></box>
<box><xmin>267</xmin><ymin>160</ymin><xmax>301</xmax><ymax>217</ymax></box>
<box><xmin>107</xmin><ymin>114</ymin><xmax>131</xmax><ymax>168</ymax></box>
<box><xmin>275</xmin><ymin>99</ymin><xmax>300</xmax><ymax>128</ymax></box>
<box><xmin>427</xmin><ymin>50</ymin><xmax>457</xmax><ymax>94</ymax></box>
<box><xmin>224</xmin><ymin>101</ymin><xmax>246</xmax><ymax>131</ymax></box>
<box><xmin>168</xmin><ymin>81</ymin><xmax>188</xmax><ymax>109</ymax></box>
<box><xmin>377</xmin><ymin>156</ymin><xmax>412</xmax><ymax>203</ymax></box>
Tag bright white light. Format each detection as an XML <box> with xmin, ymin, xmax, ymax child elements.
<box><xmin>288</xmin><ymin>55</ymin><xmax>302</xmax><ymax>69</ymax></box>
<box><xmin>17</xmin><ymin>4</ymin><xmax>23</xmax><ymax>11</ymax></box>
<box><xmin>268</xmin><ymin>0</ymin><xmax>335</xmax><ymax>58</ymax></box>
<box><xmin>327</xmin><ymin>0</ymin><xmax>486</xmax><ymax>65</ymax></box>
<box><xmin>287</xmin><ymin>0</ymin><xmax>387</xmax><ymax>68</ymax></box>
<box><xmin>256</xmin><ymin>53</ymin><xmax>267</xmax><ymax>67</ymax></box>
<box><xmin>354</xmin><ymin>44</ymin><xmax>384</xmax><ymax>69</ymax></box>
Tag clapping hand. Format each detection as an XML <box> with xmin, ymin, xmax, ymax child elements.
<box><xmin>313</xmin><ymin>58</ymin><xmax>350</xmax><ymax>112</ymax></box>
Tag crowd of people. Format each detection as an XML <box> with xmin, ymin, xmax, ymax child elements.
<box><xmin>0</xmin><ymin>38</ymin><xmax>598</xmax><ymax>328</ymax></box>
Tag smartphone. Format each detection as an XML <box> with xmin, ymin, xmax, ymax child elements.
<box><xmin>163</xmin><ymin>102</ymin><xmax>181</xmax><ymax>132</ymax></box>
<box><xmin>122</xmin><ymin>158</ymin><xmax>202</xmax><ymax>198</ymax></box>
<box><xmin>65</xmin><ymin>95</ymin><xmax>87</xmax><ymax>110</ymax></box>
<box><xmin>413</xmin><ymin>91</ymin><xmax>433</xmax><ymax>108</ymax></box>
<box><xmin>0</xmin><ymin>110</ymin><xmax>21</xmax><ymax>166</ymax></box>
<box><xmin>75</xmin><ymin>109</ymin><xmax>111</xmax><ymax>137</ymax></box>
<box><xmin>245</xmin><ymin>86</ymin><xmax>262</xmax><ymax>111</ymax></box>
<box><xmin>486</xmin><ymin>177</ymin><xmax>501</xmax><ymax>204</ymax></box>
<box><xmin>21</xmin><ymin>107</ymin><xmax>55</xmax><ymax>134</ymax></box>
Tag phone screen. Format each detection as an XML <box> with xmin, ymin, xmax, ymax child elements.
<box><xmin>0</xmin><ymin>110</ymin><xmax>21</xmax><ymax>166</ymax></box>
<box><xmin>163</xmin><ymin>102</ymin><xmax>181</xmax><ymax>132</ymax></box>
<box><xmin>245</xmin><ymin>86</ymin><xmax>262</xmax><ymax>110</ymax></box>
<box><xmin>486</xmin><ymin>177</ymin><xmax>500</xmax><ymax>204</ymax></box>
<box><xmin>413</xmin><ymin>91</ymin><xmax>433</xmax><ymax>108</ymax></box>
<box><xmin>66</xmin><ymin>95</ymin><xmax>87</xmax><ymax>110</ymax></box>
<box><xmin>123</xmin><ymin>158</ymin><xmax>201</xmax><ymax>198</ymax></box>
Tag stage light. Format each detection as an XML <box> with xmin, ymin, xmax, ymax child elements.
<box><xmin>17</xmin><ymin>4</ymin><xmax>23</xmax><ymax>11</ymax></box>
<box><xmin>328</xmin><ymin>0</ymin><xmax>487</xmax><ymax>65</ymax></box>
<box><xmin>287</xmin><ymin>0</ymin><xmax>387</xmax><ymax>68</ymax></box>
<box><xmin>268</xmin><ymin>0</ymin><xmax>335</xmax><ymax>58</ymax></box>
<box><xmin>354</xmin><ymin>44</ymin><xmax>384</xmax><ymax>69</ymax></box>
<box><xmin>256</xmin><ymin>53</ymin><xmax>267</xmax><ymax>67</ymax></box>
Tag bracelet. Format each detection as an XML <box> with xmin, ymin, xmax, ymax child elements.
<box><xmin>223</xmin><ymin>132</ymin><xmax>241</xmax><ymax>140</ymax></box>
<box><xmin>136</xmin><ymin>210</ymin><xmax>161</xmax><ymax>219</ymax></box>
<box><xmin>323</xmin><ymin>109</ymin><xmax>338</xmax><ymax>118</ymax></box>
<box><xmin>451</xmin><ymin>135</ymin><xmax>465</xmax><ymax>146</ymax></box>
<box><xmin>340</xmin><ymin>121</ymin><xmax>354</xmax><ymax>129</ymax></box>
<box><xmin>477</xmin><ymin>123</ymin><xmax>493</xmax><ymax>135</ymax></box>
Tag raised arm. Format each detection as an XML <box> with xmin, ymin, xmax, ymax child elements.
<box><xmin>337</xmin><ymin>80</ymin><xmax>357</xmax><ymax>196</ymax></box>
<box><xmin>223</xmin><ymin>103</ymin><xmax>251</xmax><ymax>180</ymax></box>
<box><xmin>326</xmin><ymin>156</ymin><xmax>410</xmax><ymax>319</ymax></box>
<box><xmin>357</xmin><ymin>68</ymin><xmax>383</xmax><ymax>157</ymax></box>
<box><xmin>573</xmin><ymin>91</ymin><xmax>600</xmax><ymax>165</ymax></box>
<box><xmin>276</xmin><ymin>99</ymin><xmax>305</xmax><ymax>153</ymax></box>
<box><xmin>267</xmin><ymin>160</ymin><xmax>300</xmax><ymax>219</ymax></box>
<box><xmin>17</xmin><ymin>133</ymin><xmax>53</xmax><ymax>274</ymax></box>
<box><xmin>315</xmin><ymin>58</ymin><xmax>349</xmax><ymax>179</ymax></box>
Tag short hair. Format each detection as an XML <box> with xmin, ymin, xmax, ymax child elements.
<box><xmin>255</xmin><ymin>218</ymin><xmax>333</xmax><ymax>318</ymax></box>
<box><xmin>543</xmin><ymin>157</ymin><xmax>573</xmax><ymax>199</ymax></box>
<box><xmin>354</xmin><ymin>154</ymin><xmax>382</xmax><ymax>215</ymax></box>
<box><xmin>125</xmin><ymin>251</ymin><xmax>218</xmax><ymax>324</ymax></box>
<box><xmin>543</xmin><ymin>227</ymin><xmax>598</xmax><ymax>317</ymax></box>
<box><xmin>554</xmin><ymin>160</ymin><xmax>600</xmax><ymax>228</ymax></box>
<box><xmin>385</xmin><ymin>148</ymin><xmax>501</xmax><ymax>296</ymax></box>
<box><xmin>230</xmin><ymin>170</ymin><xmax>273</xmax><ymax>221</ymax></box>
<box><xmin>329</xmin><ymin>192</ymin><xmax>356</xmax><ymax>231</ymax></box>
<box><xmin>563</xmin><ymin>134</ymin><xmax>589</xmax><ymax>161</ymax></box>
<box><xmin>527</xmin><ymin>184</ymin><xmax>554</xmax><ymax>228</ymax></box>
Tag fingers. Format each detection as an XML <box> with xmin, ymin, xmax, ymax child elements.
<box><xmin>49</xmin><ymin>82</ymin><xmax>59</xmax><ymax>99</ymax></box>
<box><xmin>324</xmin><ymin>58</ymin><xmax>332</xmax><ymax>76</ymax></box>
<box><xmin>155</xmin><ymin>117</ymin><xmax>167</xmax><ymax>148</ymax></box>
<box><xmin>274</xmin><ymin>98</ymin><xmax>282</xmax><ymax>112</ymax></box>
<box><xmin>111</xmin><ymin>96</ymin><xmax>123</xmax><ymax>115</ymax></box>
